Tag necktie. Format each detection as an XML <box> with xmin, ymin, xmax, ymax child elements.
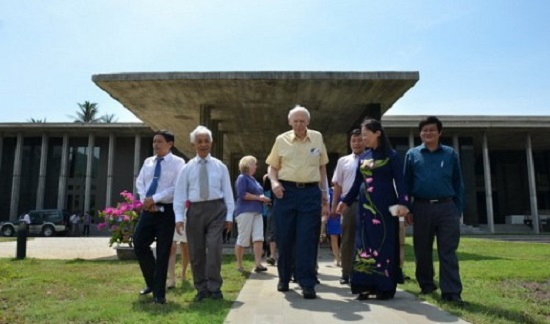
<box><xmin>146</xmin><ymin>157</ymin><xmax>163</xmax><ymax>197</ymax></box>
<box><xmin>199</xmin><ymin>159</ymin><xmax>209</xmax><ymax>199</ymax></box>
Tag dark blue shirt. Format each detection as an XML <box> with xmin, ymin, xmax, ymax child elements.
<box><xmin>404</xmin><ymin>143</ymin><xmax>465</xmax><ymax>213</ymax></box>
<box><xmin>234</xmin><ymin>173</ymin><xmax>264</xmax><ymax>216</ymax></box>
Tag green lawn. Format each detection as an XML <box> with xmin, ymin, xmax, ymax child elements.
<box><xmin>1</xmin><ymin>237</ymin><xmax>549</xmax><ymax>323</ymax></box>
<box><xmin>401</xmin><ymin>236</ymin><xmax>550</xmax><ymax>324</ymax></box>
<box><xmin>0</xmin><ymin>254</ymin><xmax>253</xmax><ymax>324</ymax></box>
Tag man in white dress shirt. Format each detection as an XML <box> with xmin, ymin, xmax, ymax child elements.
<box><xmin>174</xmin><ymin>125</ymin><xmax>235</xmax><ymax>302</ymax></box>
<box><xmin>331</xmin><ymin>128</ymin><xmax>364</xmax><ymax>285</ymax></box>
<box><xmin>134</xmin><ymin>130</ymin><xmax>186</xmax><ymax>304</ymax></box>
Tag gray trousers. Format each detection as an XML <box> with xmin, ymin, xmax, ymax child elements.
<box><xmin>341</xmin><ymin>201</ymin><xmax>357</xmax><ymax>277</ymax></box>
<box><xmin>186</xmin><ymin>199</ymin><xmax>227</xmax><ymax>293</ymax></box>
<box><xmin>412</xmin><ymin>200</ymin><xmax>463</xmax><ymax>295</ymax></box>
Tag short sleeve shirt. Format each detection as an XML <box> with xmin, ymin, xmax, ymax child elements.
<box><xmin>266</xmin><ymin>129</ymin><xmax>329</xmax><ymax>183</ymax></box>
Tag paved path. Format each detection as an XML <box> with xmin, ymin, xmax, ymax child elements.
<box><xmin>0</xmin><ymin>237</ymin><xmax>469</xmax><ymax>323</ymax></box>
<box><xmin>225</xmin><ymin>248</ymin><xmax>469</xmax><ymax>324</ymax></box>
<box><xmin>0</xmin><ymin>237</ymin><xmax>117</xmax><ymax>260</ymax></box>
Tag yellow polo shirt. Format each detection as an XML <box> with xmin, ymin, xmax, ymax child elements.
<box><xmin>266</xmin><ymin>129</ymin><xmax>329</xmax><ymax>183</ymax></box>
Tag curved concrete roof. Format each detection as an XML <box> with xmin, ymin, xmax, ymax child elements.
<box><xmin>92</xmin><ymin>71</ymin><xmax>419</xmax><ymax>160</ymax></box>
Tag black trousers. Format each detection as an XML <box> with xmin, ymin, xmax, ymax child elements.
<box><xmin>133</xmin><ymin>205</ymin><xmax>175</xmax><ymax>299</ymax></box>
<box><xmin>412</xmin><ymin>200</ymin><xmax>463</xmax><ymax>296</ymax></box>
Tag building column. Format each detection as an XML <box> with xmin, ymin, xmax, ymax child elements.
<box><xmin>36</xmin><ymin>133</ymin><xmax>49</xmax><ymax>209</ymax></box>
<box><xmin>482</xmin><ymin>133</ymin><xmax>495</xmax><ymax>233</ymax></box>
<box><xmin>452</xmin><ymin>134</ymin><xmax>463</xmax><ymax>224</ymax></box>
<box><xmin>57</xmin><ymin>134</ymin><xmax>69</xmax><ymax>210</ymax></box>
<box><xmin>9</xmin><ymin>133</ymin><xmax>23</xmax><ymax>221</ymax></box>
<box><xmin>105</xmin><ymin>133</ymin><xmax>115</xmax><ymax>208</ymax></box>
<box><xmin>133</xmin><ymin>135</ymin><xmax>141</xmax><ymax>196</ymax></box>
<box><xmin>452</xmin><ymin>134</ymin><xmax>460</xmax><ymax>155</ymax></box>
<box><xmin>217</xmin><ymin>130</ymin><xmax>224</xmax><ymax>161</ymax></box>
<box><xmin>408</xmin><ymin>130</ymin><xmax>415</xmax><ymax>148</ymax></box>
<box><xmin>200</xmin><ymin>104</ymin><xmax>212</xmax><ymax>128</ymax></box>
<box><xmin>0</xmin><ymin>133</ymin><xmax>3</xmax><ymax>174</ymax></box>
<box><xmin>84</xmin><ymin>133</ymin><xmax>95</xmax><ymax>213</ymax></box>
<box><xmin>526</xmin><ymin>133</ymin><xmax>540</xmax><ymax>234</ymax></box>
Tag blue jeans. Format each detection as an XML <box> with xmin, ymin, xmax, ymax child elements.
<box><xmin>274</xmin><ymin>184</ymin><xmax>321</xmax><ymax>288</ymax></box>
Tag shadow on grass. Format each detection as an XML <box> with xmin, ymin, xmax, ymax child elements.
<box><xmin>456</xmin><ymin>299</ymin><xmax>542</xmax><ymax>324</ymax></box>
<box><xmin>403</xmin><ymin>243</ymin><xmax>505</xmax><ymax>262</ymax></box>
<box><xmin>402</xmin><ymin>280</ymin><xmax>546</xmax><ymax>324</ymax></box>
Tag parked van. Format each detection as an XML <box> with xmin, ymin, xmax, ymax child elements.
<box><xmin>0</xmin><ymin>209</ymin><xmax>69</xmax><ymax>237</ymax></box>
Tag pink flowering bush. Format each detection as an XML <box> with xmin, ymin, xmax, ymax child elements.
<box><xmin>97</xmin><ymin>191</ymin><xmax>142</xmax><ymax>247</ymax></box>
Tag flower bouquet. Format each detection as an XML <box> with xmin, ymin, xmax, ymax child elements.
<box><xmin>97</xmin><ymin>191</ymin><xmax>142</xmax><ymax>247</ymax></box>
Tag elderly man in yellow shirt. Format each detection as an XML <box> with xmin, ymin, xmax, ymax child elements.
<box><xmin>266</xmin><ymin>105</ymin><xmax>330</xmax><ymax>299</ymax></box>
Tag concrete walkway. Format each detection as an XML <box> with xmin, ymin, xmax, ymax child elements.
<box><xmin>225</xmin><ymin>248</ymin><xmax>468</xmax><ymax>324</ymax></box>
<box><xmin>0</xmin><ymin>237</ymin><xmax>469</xmax><ymax>323</ymax></box>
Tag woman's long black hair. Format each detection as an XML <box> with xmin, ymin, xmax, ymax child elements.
<box><xmin>361</xmin><ymin>118</ymin><xmax>393</xmax><ymax>157</ymax></box>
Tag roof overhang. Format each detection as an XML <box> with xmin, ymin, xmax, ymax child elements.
<box><xmin>92</xmin><ymin>71</ymin><xmax>419</xmax><ymax>159</ymax></box>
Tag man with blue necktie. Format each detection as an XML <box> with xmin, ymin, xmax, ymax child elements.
<box><xmin>174</xmin><ymin>125</ymin><xmax>235</xmax><ymax>302</ymax></box>
<box><xmin>134</xmin><ymin>130</ymin><xmax>186</xmax><ymax>304</ymax></box>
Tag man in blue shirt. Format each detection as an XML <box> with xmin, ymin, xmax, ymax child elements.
<box><xmin>404</xmin><ymin>116</ymin><xmax>465</xmax><ymax>306</ymax></box>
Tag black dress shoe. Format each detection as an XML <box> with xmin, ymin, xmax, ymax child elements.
<box><xmin>210</xmin><ymin>291</ymin><xmax>224</xmax><ymax>300</ymax></box>
<box><xmin>139</xmin><ymin>287</ymin><xmax>153</xmax><ymax>295</ymax></box>
<box><xmin>356</xmin><ymin>293</ymin><xmax>369</xmax><ymax>300</ymax></box>
<box><xmin>193</xmin><ymin>291</ymin><xmax>209</xmax><ymax>302</ymax></box>
<box><xmin>442</xmin><ymin>294</ymin><xmax>465</xmax><ymax>306</ymax></box>
<box><xmin>376</xmin><ymin>291</ymin><xmax>394</xmax><ymax>300</ymax></box>
<box><xmin>419</xmin><ymin>286</ymin><xmax>437</xmax><ymax>295</ymax></box>
<box><xmin>277</xmin><ymin>281</ymin><xmax>289</xmax><ymax>292</ymax></box>
<box><xmin>339</xmin><ymin>275</ymin><xmax>350</xmax><ymax>285</ymax></box>
<box><xmin>153</xmin><ymin>297</ymin><xmax>166</xmax><ymax>304</ymax></box>
<box><xmin>302</xmin><ymin>286</ymin><xmax>316</xmax><ymax>299</ymax></box>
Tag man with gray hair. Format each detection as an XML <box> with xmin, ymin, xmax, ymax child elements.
<box><xmin>174</xmin><ymin>125</ymin><xmax>234</xmax><ymax>302</ymax></box>
<box><xmin>266</xmin><ymin>105</ymin><xmax>330</xmax><ymax>299</ymax></box>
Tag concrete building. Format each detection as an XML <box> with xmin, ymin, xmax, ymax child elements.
<box><xmin>1</xmin><ymin>71</ymin><xmax>549</xmax><ymax>233</ymax></box>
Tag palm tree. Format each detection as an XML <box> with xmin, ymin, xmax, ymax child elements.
<box><xmin>100</xmin><ymin>113</ymin><xmax>118</xmax><ymax>123</ymax></box>
<box><xmin>27</xmin><ymin>118</ymin><xmax>47</xmax><ymax>123</ymax></box>
<box><xmin>69</xmin><ymin>101</ymin><xmax>101</xmax><ymax>123</ymax></box>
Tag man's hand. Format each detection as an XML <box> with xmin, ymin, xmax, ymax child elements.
<box><xmin>405</xmin><ymin>213</ymin><xmax>414</xmax><ymax>226</ymax></box>
<box><xmin>224</xmin><ymin>221</ymin><xmax>233</xmax><ymax>233</ymax></box>
<box><xmin>142</xmin><ymin>197</ymin><xmax>155</xmax><ymax>212</ymax></box>
<box><xmin>176</xmin><ymin>221</ymin><xmax>185</xmax><ymax>235</ymax></box>
<box><xmin>395</xmin><ymin>205</ymin><xmax>410</xmax><ymax>217</ymax></box>
<box><xmin>271</xmin><ymin>181</ymin><xmax>284</xmax><ymax>199</ymax></box>
<box><xmin>336</xmin><ymin>201</ymin><xmax>347</xmax><ymax>214</ymax></box>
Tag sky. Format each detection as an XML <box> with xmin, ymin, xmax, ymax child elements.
<box><xmin>1</xmin><ymin>0</ymin><xmax>549</xmax><ymax>123</ymax></box>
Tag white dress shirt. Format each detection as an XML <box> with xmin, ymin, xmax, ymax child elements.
<box><xmin>136</xmin><ymin>152</ymin><xmax>186</xmax><ymax>204</ymax></box>
<box><xmin>331</xmin><ymin>153</ymin><xmax>360</xmax><ymax>197</ymax></box>
<box><xmin>174</xmin><ymin>154</ymin><xmax>235</xmax><ymax>223</ymax></box>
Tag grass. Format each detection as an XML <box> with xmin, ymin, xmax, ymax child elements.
<box><xmin>1</xmin><ymin>237</ymin><xmax>549</xmax><ymax>323</ymax></box>
<box><xmin>0</xmin><ymin>237</ymin><xmax>36</xmax><ymax>243</ymax></box>
<box><xmin>400</xmin><ymin>236</ymin><xmax>550</xmax><ymax>324</ymax></box>
<box><xmin>0</xmin><ymin>254</ymin><xmax>254</xmax><ymax>324</ymax></box>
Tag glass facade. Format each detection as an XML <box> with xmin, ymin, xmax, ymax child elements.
<box><xmin>44</xmin><ymin>137</ymin><xmax>62</xmax><ymax>209</ymax></box>
<box><xmin>0</xmin><ymin>125</ymin><xmax>549</xmax><ymax>230</ymax></box>
<box><xmin>0</xmin><ymin>137</ymin><xmax>15</xmax><ymax>214</ymax></box>
<box><xmin>18</xmin><ymin>137</ymin><xmax>42</xmax><ymax>213</ymax></box>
